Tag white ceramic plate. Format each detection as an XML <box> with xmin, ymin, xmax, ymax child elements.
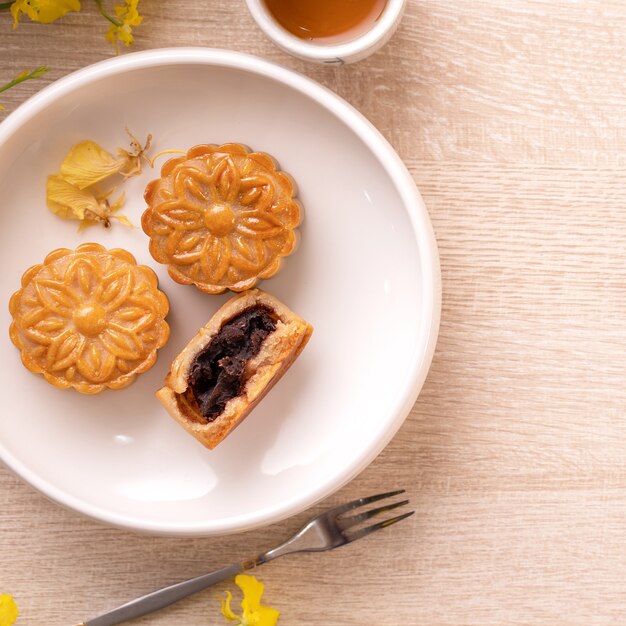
<box><xmin>0</xmin><ymin>49</ymin><xmax>440</xmax><ymax>536</ymax></box>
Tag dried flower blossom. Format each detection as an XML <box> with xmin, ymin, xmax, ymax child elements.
<box><xmin>46</xmin><ymin>130</ymin><xmax>151</xmax><ymax>229</ymax></box>
<box><xmin>116</xmin><ymin>129</ymin><xmax>152</xmax><ymax>177</ymax></box>
<box><xmin>10</xmin><ymin>0</ymin><xmax>80</xmax><ymax>26</ymax></box>
<box><xmin>220</xmin><ymin>575</ymin><xmax>279</xmax><ymax>626</ymax></box>
<box><xmin>0</xmin><ymin>594</ymin><xmax>18</xmax><ymax>626</ymax></box>
<box><xmin>46</xmin><ymin>175</ymin><xmax>128</xmax><ymax>228</ymax></box>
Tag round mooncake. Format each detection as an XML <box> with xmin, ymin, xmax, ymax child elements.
<box><xmin>142</xmin><ymin>143</ymin><xmax>302</xmax><ymax>294</ymax></box>
<box><xmin>9</xmin><ymin>243</ymin><xmax>170</xmax><ymax>394</ymax></box>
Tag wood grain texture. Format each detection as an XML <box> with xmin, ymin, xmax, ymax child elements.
<box><xmin>2</xmin><ymin>1</ymin><xmax>626</xmax><ymax>624</ymax></box>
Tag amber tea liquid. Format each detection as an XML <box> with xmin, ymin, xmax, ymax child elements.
<box><xmin>264</xmin><ymin>0</ymin><xmax>388</xmax><ymax>45</ymax></box>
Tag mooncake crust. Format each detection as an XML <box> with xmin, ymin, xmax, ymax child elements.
<box><xmin>156</xmin><ymin>289</ymin><xmax>312</xmax><ymax>449</ymax></box>
<box><xmin>9</xmin><ymin>243</ymin><xmax>170</xmax><ymax>394</ymax></box>
<box><xmin>142</xmin><ymin>143</ymin><xmax>302</xmax><ymax>294</ymax></box>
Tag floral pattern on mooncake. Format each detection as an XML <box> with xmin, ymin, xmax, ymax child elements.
<box><xmin>142</xmin><ymin>143</ymin><xmax>302</xmax><ymax>294</ymax></box>
<box><xmin>9</xmin><ymin>243</ymin><xmax>170</xmax><ymax>394</ymax></box>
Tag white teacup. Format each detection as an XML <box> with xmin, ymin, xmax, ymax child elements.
<box><xmin>245</xmin><ymin>0</ymin><xmax>407</xmax><ymax>65</ymax></box>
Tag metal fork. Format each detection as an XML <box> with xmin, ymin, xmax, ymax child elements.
<box><xmin>79</xmin><ymin>489</ymin><xmax>413</xmax><ymax>626</ymax></box>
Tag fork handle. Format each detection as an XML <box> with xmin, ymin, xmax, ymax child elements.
<box><xmin>82</xmin><ymin>562</ymin><xmax>244</xmax><ymax>626</ymax></box>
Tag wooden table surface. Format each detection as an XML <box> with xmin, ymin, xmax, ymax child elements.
<box><xmin>2</xmin><ymin>1</ymin><xmax>626</xmax><ymax>624</ymax></box>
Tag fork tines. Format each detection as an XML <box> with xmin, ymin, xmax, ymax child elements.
<box><xmin>332</xmin><ymin>489</ymin><xmax>414</xmax><ymax>541</ymax></box>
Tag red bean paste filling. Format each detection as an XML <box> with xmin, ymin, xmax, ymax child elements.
<box><xmin>187</xmin><ymin>305</ymin><xmax>277</xmax><ymax>422</ymax></box>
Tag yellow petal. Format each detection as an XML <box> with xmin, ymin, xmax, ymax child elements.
<box><xmin>237</xmin><ymin>575</ymin><xmax>264</xmax><ymax>614</ymax></box>
<box><xmin>106</xmin><ymin>0</ymin><xmax>143</xmax><ymax>49</ymax></box>
<box><xmin>236</xmin><ymin>575</ymin><xmax>281</xmax><ymax>626</ymax></box>
<box><xmin>77</xmin><ymin>217</ymin><xmax>101</xmax><ymax>231</ymax></box>
<box><xmin>60</xmin><ymin>140</ymin><xmax>126</xmax><ymax>189</ymax></box>
<box><xmin>115</xmin><ymin>0</ymin><xmax>142</xmax><ymax>24</ymax></box>
<box><xmin>107</xmin><ymin>191</ymin><xmax>129</xmax><ymax>216</ymax></box>
<box><xmin>112</xmin><ymin>215</ymin><xmax>135</xmax><ymax>228</ymax></box>
<box><xmin>0</xmin><ymin>594</ymin><xmax>18</xmax><ymax>626</ymax></box>
<box><xmin>96</xmin><ymin>189</ymin><xmax>131</xmax><ymax>226</ymax></box>
<box><xmin>12</xmin><ymin>0</ymin><xmax>81</xmax><ymax>26</ymax></box>
<box><xmin>220</xmin><ymin>591</ymin><xmax>241</xmax><ymax>622</ymax></box>
<box><xmin>46</xmin><ymin>175</ymin><xmax>103</xmax><ymax>220</ymax></box>
<box><xmin>249</xmin><ymin>605</ymin><xmax>280</xmax><ymax>626</ymax></box>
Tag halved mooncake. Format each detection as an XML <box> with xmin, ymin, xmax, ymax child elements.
<box><xmin>142</xmin><ymin>143</ymin><xmax>302</xmax><ymax>294</ymax></box>
<box><xmin>156</xmin><ymin>289</ymin><xmax>312</xmax><ymax>449</ymax></box>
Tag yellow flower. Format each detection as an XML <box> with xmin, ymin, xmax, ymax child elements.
<box><xmin>105</xmin><ymin>0</ymin><xmax>142</xmax><ymax>51</ymax></box>
<box><xmin>0</xmin><ymin>594</ymin><xmax>18</xmax><ymax>626</ymax></box>
<box><xmin>220</xmin><ymin>575</ymin><xmax>279</xmax><ymax>626</ymax></box>
<box><xmin>46</xmin><ymin>174</ymin><xmax>128</xmax><ymax>228</ymax></box>
<box><xmin>45</xmin><ymin>131</ymin><xmax>151</xmax><ymax>228</ymax></box>
<box><xmin>11</xmin><ymin>0</ymin><xmax>81</xmax><ymax>27</ymax></box>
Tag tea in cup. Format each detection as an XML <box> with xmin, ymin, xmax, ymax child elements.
<box><xmin>245</xmin><ymin>0</ymin><xmax>407</xmax><ymax>64</ymax></box>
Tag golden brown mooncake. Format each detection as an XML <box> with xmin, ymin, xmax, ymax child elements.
<box><xmin>156</xmin><ymin>289</ymin><xmax>312</xmax><ymax>449</ymax></box>
<box><xmin>9</xmin><ymin>243</ymin><xmax>170</xmax><ymax>394</ymax></box>
<box><xmin>142</xmin><ymin>143</ymin><xmax>302</xmax><ymax>294</ymax></box>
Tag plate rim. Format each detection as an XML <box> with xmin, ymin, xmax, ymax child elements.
<box><xmin>0</xmin><ymin>47</ymin><xmax>441</xmax><ymax>536</ymax></box>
